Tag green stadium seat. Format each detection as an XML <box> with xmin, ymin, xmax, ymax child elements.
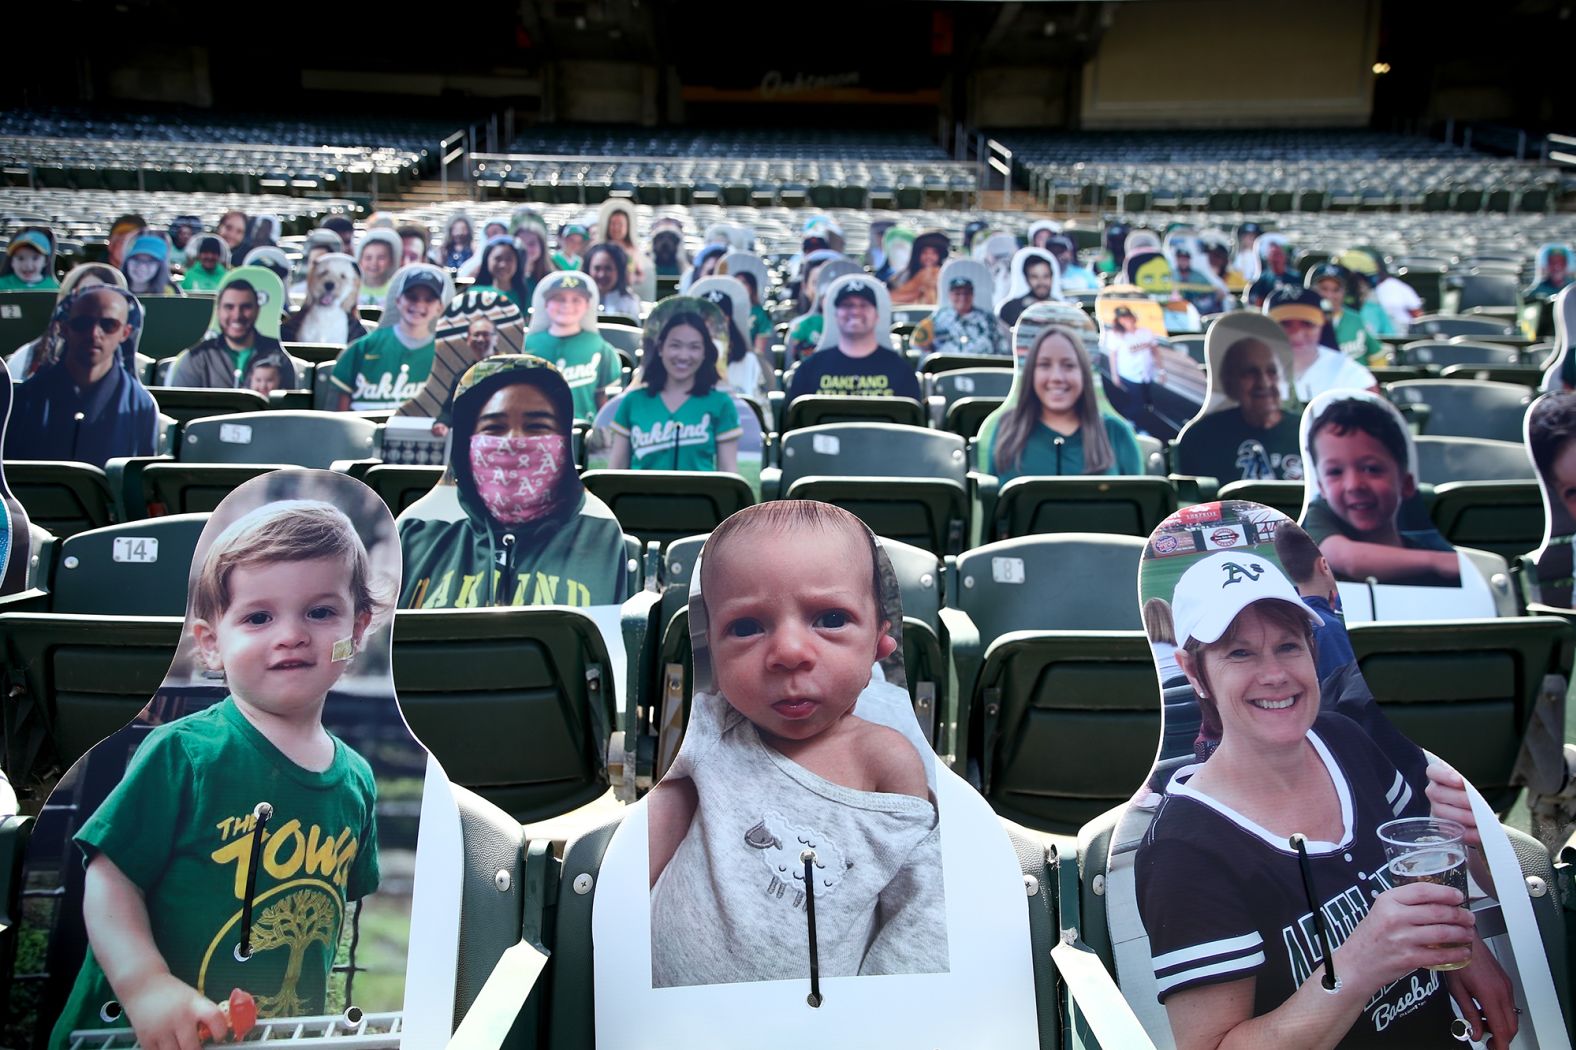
<box><xmin>136</xmin><ymin>295</ymin><xmax>215</xmax><ymax>361</ymax></box>
<box><xmin>988</xmin><ymin>476</ymin><xmax>1178</xmax><ymax>542</ymax></box>
<box><xmin>1216</xmin><ymin>479</ymin><xmax>1306</xmax><ymax>521</ymax></box>
<box><xmin>6</xmin><ymin>462</ymin><xmax>116</xmax><ymax>537</ymax></box>
<box><xmin>142</xmin><ymin>463</ymin><xmax>278</xmax><ymax>515</ymax></box>
<box><xmin>0</xmin><ymin>289</ymin><xmax>58</xmax><ymax>352</ymax></box>
<box><xmin>782</xmin><ymin>394</ymin><xmax>927</xmax><ymax>431</ymax></box>
<box><xmin>1414</xmin><ymin>436</ymin><xmax>1536</xmax><ymax>485</ymax></box>
<box><xmin>49</xmin><ymin>514</ymin><xmax>207</xmax><ymax>615</ymax></box>
<box><xmin>1347</xmin><ymin>616</ymin><xmax>1574</xmax><ymax>811</ymax></box>
<box><xmin>392</xmin><ymin>607</ymin><xmax>618</xmax><ymax>822</ymax></box>
<box><xmin>766</xmin><ymin>423</ymin><xmax>970</xmax><ymax>555</ymax></box>
<box><xmin>942</xmin><ymin>533</ymin><xmax>1145</xmax><ymax>783</ymax></box>
<box><xmin>579</xmin><ymin>470</ymin><xmax>754</xmax><ymax>550</ymax></box>
<box><xmin>362</xmin><ymin>464</ymin><xmax>445</xmax><ymax>516</ymax></box>
<box><xmin>944</xmin><ymin>396</ymin><xmax>1005</xmax><ymax>440</ymax></box>
<box><xmin>140</xmin><ymin>387</ymin><xmax>271</xmax><ymax>426</ymax></box>
<box><xmin>0</xmin><ymin>612</ymin><xmax>182</xmax><ymax>782</ymax></box>
<box><xmin>1427</xmin><ymin>480</ymin><xmax>1544</xmax><ymax>562</ymax></box>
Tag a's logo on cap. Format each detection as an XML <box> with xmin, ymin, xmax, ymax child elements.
<box><xmin>702</xmin><ymin>289</ymin><xmax>729</xmax><ymax>304</ymax></box>
<box><xmin>560</xmin><ymin>275</ymin><xmax>583</xmax><ymax>290</ymax></box>
<box><xmin>1220</xmin><ymin>561</ymin><xmax>1265</xmax><ymax>586</ymax></box>
<box><xmin>845</xmin><ymin>279</ymin><xmax>867</xmax><ymax>293</ymax></box>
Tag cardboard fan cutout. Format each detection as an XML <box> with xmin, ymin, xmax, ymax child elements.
<box><xmin>1296</xmin><ymin>389</ymin><xmax>1497</xmax><ymax>620</ymax></box>
<box><xmin>1095</xmin><ymin>290</ymin><xmax>1206</xmax><ymax>442</ymax></box>
<box><xmin>971</xmin><ymin>302</ymin><xmax>1141</xmax><ymax>481</ymax></box>
<box><xmin>281</xmin><ymin>253</ymin><xmax>365</xmax><ymax>347</ymax></box>
<box><xmin>814</xmin><ymin>273</ymin><xmax>895</xmax><ymax>353</ymax></box>
<box><xmin>591</xmin><ymin>502</ymin><xmax>1038</xmax><ymax>1047</ymax></box>
<box><xmin>1101</xmin><ymin>499</ymin><xmax>1566</xmax><ymax>1050</ymax></box>
<box><xmin>2</xmin><ymin>470</ymin><xmax>462</xmax><ymax>1048</ymax></box>
<box><xmin>4</xmin><ymin>286</ymin><xmax>161</xmax><ymax>469</ymax></box>
<box><xmin>385</xmin><ymin>289</ymin><xmax>527</xmax><ymax>466</ymax></box>
<box><xmin>1173</xmin><ymin>313</ymin><xmax>1305</xmax><ymax>484</ymax></box>
<box><xmin>170</xmin><ymin>266</ymin><xmax>294</xmax><ymax>391</ymax></box>
<box><xmin>0</xmin><ymin>368</ymin><xmax>33</xmax><ymax>596</ymax></box>
<box><xmin>1524</xmin><ymin>391</ymin><xmax>1576</xmax><ymax>608</ymax></box>
<box><xmin>1539</xmin><ymin>285</ymin><xmax>1575</xmax><ymax>394</ymax></box>
<box><xmin>910</xmin><ymin>258</ymin><xmax>1009</xmax><ymax>360</ymax></box>
<box><xmin>523</xmin><ymin>271</ymin><xmax>621</xmax><ymax>424</ymax></box>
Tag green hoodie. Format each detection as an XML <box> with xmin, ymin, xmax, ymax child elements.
<box><xmin>397</xmin><ymin>356</ymin><xmax>629</xmax><ymax>609</ymax></box>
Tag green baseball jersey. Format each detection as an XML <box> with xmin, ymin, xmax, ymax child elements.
<box><xmin>51</xmin><ymin>697</ymin><xmax>379</xmax><ymax>1047</ymax></box>
<box><xmin>0</xmin><ymin>272</ymin><xmax>60</xmax><ymax>291</ymax></box>
<box><xmin>331</xmin><ymin>326</ymin><xmax>434</xmax><ymax>410</ymax></box>
<box><xmin>610</xmin><ymin>389</ymin><xmax>741</xmax><ymax>471</ymax></box>
<box><xmin>523</xmin><ymin>329</ymin><xmax>620</xmax><ymax>422</ymax></box>
<box><xmin>180</xmin><ymin>264</ymin><xmax>228</xmax><ymax>293</ymax></box>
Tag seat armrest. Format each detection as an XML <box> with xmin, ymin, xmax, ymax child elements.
<box><xmin>968</xmin><ymin>471</ymin><xmax>999</xmax><ymax>548</ymax></box>
<box><xmin>938</xmin><ymin>605</ymin><xmax>981</xmax><ymax>773</ymax></box>
<box><xmin>759</xmin><ymin>466</ymin><xmax>783</xmax><ymax>502</ymax></box>
<box><xmin>105</xmin><ymin>454</ymin><xmax>172</xmax><ymax>521</ymax></box>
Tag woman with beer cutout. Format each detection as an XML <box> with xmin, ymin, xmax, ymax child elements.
<box><xmin>1133</xmin><ymin>551</ymin><xmax>1516</xmax><ymax>1048</ymax></box>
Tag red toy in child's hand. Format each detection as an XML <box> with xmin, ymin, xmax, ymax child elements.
<box><xmin>197</xmin><ymin>988</ymin><xmax>257</xmax><ymax>1043</ymax></box>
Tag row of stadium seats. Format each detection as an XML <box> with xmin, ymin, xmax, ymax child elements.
<box><xmin>0</xmin><ymin>107</ymin><xmax>458</xmax><ymax>153</ymax></box>
<box><xmin>0</xmin><ymin>517</ymin><xmax>1564</xmax><ymax>834</ymax></box>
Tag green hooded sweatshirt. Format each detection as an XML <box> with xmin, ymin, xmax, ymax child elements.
<box><xmin>397</xmin><ymin>355</ymin><xmax>629</xmax><ymax>609</ymax></box>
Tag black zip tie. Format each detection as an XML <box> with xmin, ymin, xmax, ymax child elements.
<box><xmin>236</xmin><ymin>801</ymin><xmax>273</xmax><ymax>962</ymax></box>
<box><xmin>1290</xmin><ymin>834</ymin><xmax>1339</xmax><ymax>991</ymax></box>
<box><xmin>802</xmin><ymin>848</ymin><xmax>822</xmax><ymax>1008</ymax></box>
<box><xmin>345</xmin><ymin>897</ymin><xmax>364</xmax><ymax>1007</ymax></box>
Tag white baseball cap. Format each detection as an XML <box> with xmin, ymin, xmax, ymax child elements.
<box><xmin>1170</xmin><ymin>550</ymin><xmax>1323</xmax><ymax>647</ymax></box>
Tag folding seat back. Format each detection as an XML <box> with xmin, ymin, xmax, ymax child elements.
<box><xmin>181</xmin><ymin>409</ymin><xmax>378</xmax><ymax>467</ymax></box>
<box><xmin>0</xmin><ymin>612</ymin><xmax>183</xmax><ymax>780</ymax></box>
<box><xmin>782</xmin><ymin>393</ymin><xmax>927</xmax><ymax>431</ymax></box>
<box><xmin>580</xmin><ymin>469</ymin><xmax>755</xmax><ymax>550</ymax></box>
<box><xmin>1414</xmin><ymin>435</ymin><xmax>1537</xmax><ymax>485</ymax></box>
<box><xmin>1386</xmin><ymin>379</ymin><xmax>1532</xmax><ymax>442</ymax></box>
<box><xmin>1457</xmin><ymin>272</ymin><xmax>1523</xmax><ymax>314</ymax></box>
<box><xmin>5</xmin><ymin>462</ymin><xmax>116</xmax><ymax>538</ymax></box>
<box><xmin>775</xmin><ymin>423</ymin><xmax>969</xmax><ymax>554</ymax></box>
<box><xmin>362</xmin><ymin>463</ymin><xmax>445</xmax><ymax>516</ymax></box>
<box><xmin>991</xmin><ymin>476</ymin><xmax>1178</xmax><ymax>542</ymax></box>
<box><xmin>136</xmin><ymin>294</ymin><xmax>215</xmax><ymax>361</ymax></box>
<box><xmin>1428</xmin><ymin>480</ymin><xmax>1544</xmax><ymax>562</ymax></box>
<box><xmin>1401</xmin><ymin>341</ymin><xmax>1520</xmax><ymax>370</ymax></box>
<box><xmin>929</xmin><ymin>366</ymin><xmax>1015</xmax><ymax>410</ymax></box>
<box><xmin>1412</xmin><ymin>313</ymin><xmax>1519</xmax><ymax>340</ymax></box>
<box><xmin>391</xmin><ymin>607</ymin><xmax>618</xmax><ymax>822</ymax></box>
<box><xmin>0</xmin><ymin>289</ymin><xmax>57</xmax><ymax>351</ymax></box>
<box><xmin>141</xmin><ymin>387</ymin><xmax>270</xmax><ymax>426</ymax></box>
<box><xmin>49</xmin><ymin>514</ymin><xmax>207</xmax><ymax>615</ymax></box>
<box><xmin>1216</xmin><ymin>478</ymin><xmax>1304</xmax><ymax>521</ymax></box>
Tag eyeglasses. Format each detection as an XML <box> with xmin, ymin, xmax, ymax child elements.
<box><xmin>67</xmin><ymin>315</ymin><xmax>126</xmax><ymax>336</ymax></box>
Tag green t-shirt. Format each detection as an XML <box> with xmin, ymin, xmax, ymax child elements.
<box><xmin>1332</xmin><ymin>309</ymin><xmax>1384</xmax><ymax>366</ymax></box>
<box><xmin>610</xmin><ymin>388</ymin><xmax>742</xmax><ymax>471</ymax></box>
<box><xmin>988</xmin><ymin>415</ymin><xmax>1142</xmax><ymax>483</ymax></box>
<box><xmin>51</xmin><ymin>697</ymin><xmax>379</xmax><ymax>1046</ymax></box>
<box><xmin>180</xmin><ymin>264</ymin><xmax>227</xmax><ymax>293</ymax></box>
<box><xmin>788</xmin><ymin>314</ymin><xmax>824</xmax><ymax>352</ymax></box>
<box><xmin>331</xmin><ymin>325</ymin><xmax>435</xmax><ymax>410</ymax></box>
<box><xmin>0</xmin><ymin>272</ymin><xmax>60</xmax><ymax>291</ymax></box>
<box><xmin>750</xmin><ymin>304</ymin><xmax>772</xmax><ymax>342</ymax></box>
<box><xmin>523</xmin><ymin>329</ymin><xmax>621</xmax><ymax>422</ymax></box>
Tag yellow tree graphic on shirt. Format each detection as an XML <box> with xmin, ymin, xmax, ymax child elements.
<box><xmin>249</xmin><ymin>889</ymin><xmax>338</xmax><ymax>1016</ymax></box>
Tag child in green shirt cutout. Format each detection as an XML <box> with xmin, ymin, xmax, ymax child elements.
<box><xmin>51</xmin><ymin>500</ymin><xmax>383</xmax><ymax>1049</ymax></box>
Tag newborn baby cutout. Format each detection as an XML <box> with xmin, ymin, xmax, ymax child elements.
<box><xmin>1173</xmin><ymin>313</ymin><xmax>1305</xmax><ymax>485</ymax></box>
<box><xmin>591</xmin><ymin>502</ymin><xmax>1038</xmax><ymax>1048</ymax></box>
<box><xmin>2</xmin><ymin>470</ymin><xmax>462</xmax><ymax>1048</ymax></box>
<box><xmin>1102</xmin><ymin>499</ymin><xmax>1563</xmax><ymax>1050</ymax></box>
<box><xmin>1296</xmin><ymin>389</ymin><xmax>1497</xmax><ymax>619</ymax></box>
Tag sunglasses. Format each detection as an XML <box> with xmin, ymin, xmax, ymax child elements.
<box><xmin>67</xmin><ymin>315</ymin><xmax>126</xmax><ymax>336</ymax></box>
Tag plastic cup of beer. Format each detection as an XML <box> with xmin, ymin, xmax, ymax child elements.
<box><xmin>1378</xmin><ymin>817</ymin><xmax>1471</xmax><ymax>971</ymax></box>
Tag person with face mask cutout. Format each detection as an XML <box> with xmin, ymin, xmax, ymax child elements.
<box><xmin>331</xmin><ymin>265</ymin><xmax>455</xmax><ymax>411</ymax></box>
<box><xmin>0</xmin><ymin>227</ymin><xmax>59</xmax><ymax>291</ymax></box>
<box><xmin>397</xmin><ymin>355</ymin><xmax>629</xmax><ymax>609</ymax></box>
<box><xmin>440</xmin><ymin>213</ymin><xmax>475</xmax><ymax>271</ymax></box>
<box><xmin>522</xmin><ymin>271</ymin><xmax>622</xmax><ymax>422</ymax></box>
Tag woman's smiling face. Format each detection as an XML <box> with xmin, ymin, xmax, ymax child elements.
<box><xmin>1190</xmin><ymin>602</ymin><xmax>1318</xmax><ymax>750</ymax></box>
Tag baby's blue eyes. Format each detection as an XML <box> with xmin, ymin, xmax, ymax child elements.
<box><xmin>243</xmin><ymin>611</ymin><xmax>271</xmax><ymax>626</ymax></box>
<box><xmin>724</xmin><ymin>611</ymin><xmax>851</xmax><ymax>637</ymax></box>
<box><xmin>815</xmin><ymin>610</ymin><xmax>850</xmax><ymax>629</ymax></box>
<box><xmin>308</xmin><ymin>606</ymin><xmax>340</xmax><ymax>621</ymax></box>
<box><xmin>727</xmin><ymin>619</ymin><xmax>763</xmax><ymax>638</ymax></box>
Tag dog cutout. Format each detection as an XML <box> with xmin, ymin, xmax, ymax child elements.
<box><xmin>282</xmin><ymin>253</ymin><xmax>364</xmax><ymax>347</ymax></box>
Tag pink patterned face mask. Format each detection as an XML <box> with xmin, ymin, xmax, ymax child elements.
<box><xmin>468</xmin><ymin>433</ymin><xmax>569</xmax><ymax>525</ymax></box>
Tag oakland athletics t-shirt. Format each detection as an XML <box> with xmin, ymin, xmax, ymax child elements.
<box><xmin>51</xmin><ymin>697</ymin><xmax>379</xmax><ymax>1046</ymax></box>
<box><xmin>610</xmin><ymin>388</ymin><xmax>742</xmax><ymax>471</ymax></box>
<box><xmin>523</xmin><ymin>329</ymin><xmax>621</xmax><ymax>422</ymax></box>
<box><xmin>331</xmin><ymin>325</ymin><xmax>434</xmax><ymax>410</ymax></box>
<box><xmin>785</xmin><ymin>345</ymin><xmax>922</xmax><ymax>406</ymax></box>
